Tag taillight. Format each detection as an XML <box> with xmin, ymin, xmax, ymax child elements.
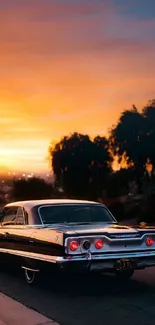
<box><xmin>95</xmin><ymin>239</ymin><xmax>104</xmax><ymax>249</ymax></box>
<box><xmin>146</xmin><ymin>237</ymin><xmax>154</xmax><ymax>247</ymax></box>
<box><xmin>69</xmin><ymin>241</ymin><xmax>79</xmax><ymax>251</ymax></box>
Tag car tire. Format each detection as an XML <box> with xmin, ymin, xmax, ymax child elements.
<box><xmin>115</xmin><ymin>269</ymin><xmax>134</xmax><ymax>280</ymax></box>
<box><xmin>24</xmin><ymin>269</ymin><xmax>37</xmax><ymax>285</ymax></box>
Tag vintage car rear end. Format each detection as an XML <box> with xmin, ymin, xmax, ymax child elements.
<box><xmin>55</xmin><ymin>223</ymin><xmax>155</xmax><ymax>278</ymax></box>
<box><xmin>33</xmin><ymin>200</ymin><xmax>155</xmax><ymax>280</ymax></box>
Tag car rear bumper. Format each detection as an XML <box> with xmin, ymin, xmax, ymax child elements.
<box><xmin>56</xmin><ymin>250</ymin><xmax>155</xmax><ymax>273</ymax></box>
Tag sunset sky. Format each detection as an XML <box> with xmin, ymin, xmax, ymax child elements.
<box><xmin>0</xmin><ymin>0</ymin><xmax>155</xmax><ymax>174</ymax></box>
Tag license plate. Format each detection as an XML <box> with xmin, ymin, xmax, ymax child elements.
<box><xmin>115</xmin><ymin>259</ymin><xmax>132</xmax><ymax>271</ymax></box>
<box><xmin>90</xmin><ymin>263</ymin><xmax>105</xmax><ymax>271</ymax></box>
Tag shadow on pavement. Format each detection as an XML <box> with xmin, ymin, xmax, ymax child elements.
<box><xmin>39</xmin><ymin>272</ymin><xmax>151</xmax><ymax>297</ymax></box>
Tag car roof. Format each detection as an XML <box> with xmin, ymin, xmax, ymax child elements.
<box><xmin>4</xmin><ymin>199</ymin><xmax>104</xmax><ymax>210</ymax></box>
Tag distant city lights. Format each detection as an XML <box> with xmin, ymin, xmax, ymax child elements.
<box><xmin>4</xmin><ymin>171</ymin><xmax>53</xmax><ymax>183</ymax></box>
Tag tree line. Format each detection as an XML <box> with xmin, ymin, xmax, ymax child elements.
<box><xmin>49</xmin><ymin>99</ymin><xmax>155</xmax><ymax>199</ymax></box>
<box><xmin>10</xmin><ymin>99</ymin><xmax>155</xmax><ymax>223</ymax></box>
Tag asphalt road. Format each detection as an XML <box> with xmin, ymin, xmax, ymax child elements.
<box><xmin>0</xmin><ymin>268</ymin><xmax>155</xmax><ymax>325</ymax></box>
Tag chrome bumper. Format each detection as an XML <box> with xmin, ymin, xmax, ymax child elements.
<box><xmin>56</xmin><ymin>250</ymin><xmax>155</xmax><ymax>261</ymax></box>
<box><xmin>56</xmin><ymin>250</ymin><xmax>155</xmax><ymax>272</ymax></box>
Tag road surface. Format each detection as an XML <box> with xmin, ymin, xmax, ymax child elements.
<box><xmin>0</xmin><ymin>268</ymin><xmax>155</xmax><ymax>325</ymax></box>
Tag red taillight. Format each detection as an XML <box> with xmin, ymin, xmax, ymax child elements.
<box><xmin>146</xmin><ymin>237</ymin><xmax>154</xmax><ymax>247</ymax></box>
<box><xmin>69</xmin><ymin>241</ymin><xmax>79</xmax><ymax>251</ymax></box>
<box><xmin>95</xmin><ymin>239</ymin><xmax>104</xmax><ymax>249</ymax></box>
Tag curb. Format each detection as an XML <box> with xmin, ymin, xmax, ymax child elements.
<box><xmin>0</xmin><ymin>292</ymin><xmax>60</xmax><ymax>325</ymax></box>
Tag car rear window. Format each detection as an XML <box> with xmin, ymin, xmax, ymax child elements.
<box><xmin>38</xmin><ymin>204</ymin><xmax>115</xmax><ymax>224</ymax></box>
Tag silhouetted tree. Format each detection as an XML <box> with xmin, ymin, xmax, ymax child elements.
<box><xmin>49</xmin><ymin>99</ymin><xmax>155</xmax><ymax>200</ymax></box>
<box><xmin>49</xmin><ymin>132</ymin><xmax>112</xmax><ymax>199</ymax></box>
<box><xmin>110</xmin><ymin>106</ymin><xmax>147</xmax><ymax>169</ymax></box>
<box><xmin>0</xmin><ymin>188</ymin><xmax>7</xmax><ymax>205</ymax></box>
<box><xmin>109</xmin><ymin>105</ymin><xmax>147</xmax><ymax>192</ymax></box>
<box><xmin>142</xmin><ymin>99</ymin><xmax>155</xmax><ymax>174</ymax></box>
<box><xmin>89</xmin><ymin>136</ymin><xmax>113</xmax><ymax>199</ymax></box>
<box><xmin>11</xmin><ymin>177</ymin><xmax>54</xmax><ymax>201</ymax></box>
<box><xmin>0</xmin><ymin>196</ymin><xmax>6</xmax><ymax>205</ymax></box>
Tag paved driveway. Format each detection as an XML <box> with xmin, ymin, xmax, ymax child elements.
<box><xmin>0</xmin><ymin>268</ymin><xmax>155</xmax><ymax>325</ymax></box>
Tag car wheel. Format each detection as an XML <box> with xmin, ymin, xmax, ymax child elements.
<box><xmin>24</xmin><ymin>269</ymin><xmax>37</xmax><ymax>285</ymax></box>
<box><xmin>115</xmin><ymin>269</ymin><xmax>134</xmax><ymax>280</ymax></box>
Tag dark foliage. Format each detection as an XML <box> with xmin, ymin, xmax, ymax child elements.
<box><xmin>11</xmin><ymin>177</ymin><xmax>53</xmax><ymax>201</ymax></box>
<box><xmin>47</xmin><ymin>99</ymin><xmax>155</xmax><ymax>224</ymax></box>
<box><xmin>105</xmin><ymin>167</ymin><xmax>135</xmax><ymax>198</ymax></box>
<box><xmin>142</xmin><ymin>100</ymin><xmax>155</xmax><ymax>173</ymax></box>
<box><xmin>49</xmin><ymin>132</ymin><xmax>112</xmax><ymax>199</ymax></box>
<box><xmin>109</xmin><ymin>100</ymin><xmax>155</xmax><ymax>192</ymax></box>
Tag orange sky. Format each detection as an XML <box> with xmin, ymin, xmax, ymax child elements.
<box><xmin>0</xmin><ymin>0</ymin><xmax>155</xmax><ymax>173</ymax></box>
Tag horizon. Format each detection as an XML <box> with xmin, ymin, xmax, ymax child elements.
<box><xmin>1</xmin><ymin>0</ymin><xmax>155</xmax><ymax>173</ymax></box>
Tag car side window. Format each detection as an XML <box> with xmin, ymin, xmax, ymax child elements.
<box><xmin>2</xmin><ymin>207</ymin><xmax>18</xmax><ymax>224</ymax></box>
<box><xmin>16</xmin><ymin>207</ymin><xmax>25</xmax><ymax>225</ymax></box>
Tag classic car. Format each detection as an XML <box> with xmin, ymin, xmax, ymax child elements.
<box><xmin>0</xmin><ymin>198</ymin><xmax>155</xmax><ymax>285</ymax></box>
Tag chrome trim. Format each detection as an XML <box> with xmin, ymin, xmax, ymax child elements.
<box><xmin>56</xmin><ymin>250</ymin><xmax>155</xmax><ymax>262</ymax></box>
<box><xmin>0</xmin><ymin>247</ymin><xmax>155</xmax><ymax>265</ymax></box>
<box><xmin>21</xmin><ymin>266</ymin><xmax>40</xmax><ymax>272</ymax></box>
<box><xmin>0</xmin><ymin>248</ymin><xmax>57</xmax><ymax>263</ymax></box>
